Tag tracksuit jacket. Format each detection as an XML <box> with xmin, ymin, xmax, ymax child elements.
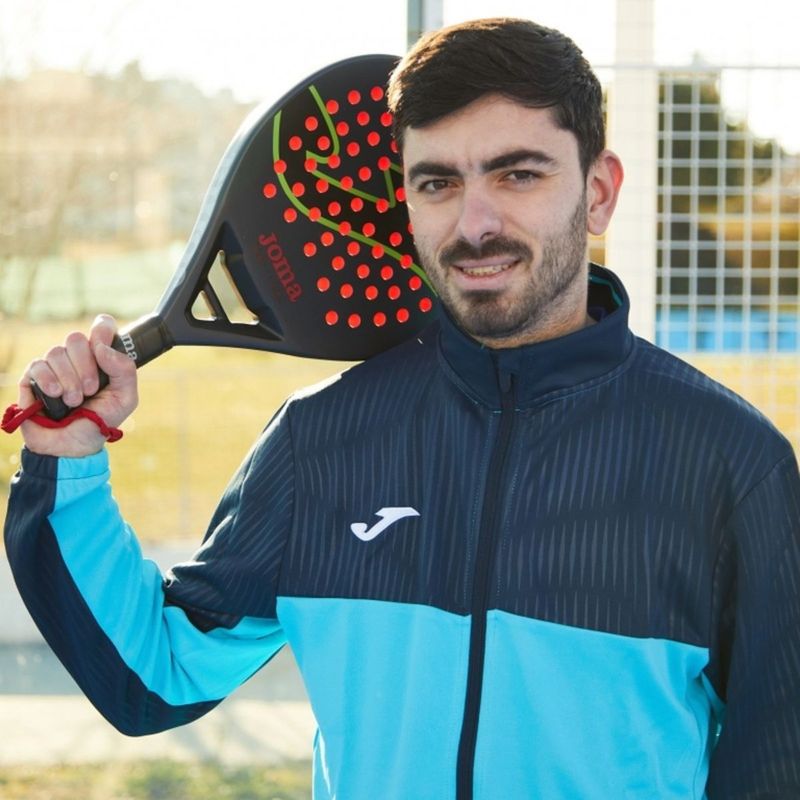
<box><xmin>5</xmin><ymin>265</ymin><xmax>800</xmax><ymax>799</ymax></box>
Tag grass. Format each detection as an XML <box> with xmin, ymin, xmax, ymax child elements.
<box><xmin>0</xmin><ymin>759</ymin><xmax>312</xmax><ymax>800</ymax></box>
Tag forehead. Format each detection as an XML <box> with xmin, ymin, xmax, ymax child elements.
<box><xmin>401</xmin><ymin>94</ymin><xmax>580</xmax><ymax>170</ymax></box>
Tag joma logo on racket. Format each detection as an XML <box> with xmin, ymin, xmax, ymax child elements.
<box><xmin>259</xmin><ymin>233</ymin><xmax>302</xmax><ymax>302</ymax></box>
<box><xmin>120</xmin><ymin>333</ymin><xmax>138</xmax><ymax>361</ymax></box>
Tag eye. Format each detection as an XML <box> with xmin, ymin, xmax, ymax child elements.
<box><xmin>503</xmin><ymin>170</ymin><xmax>540</xmax><ymax>185</ymax></box>
<box><xmin>416</xmin><ymin>178</ymin><xmax>454</xmax><ymax>194</ymax></box>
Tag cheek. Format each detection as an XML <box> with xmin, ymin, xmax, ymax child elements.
<box><xmin>407</xmin><ymin>210</ymin><xmax>443</xmax><ymax>256</ymax></box>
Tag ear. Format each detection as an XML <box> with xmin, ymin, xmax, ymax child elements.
<box><xmin>585</xmin><ymin>150</ymin><xmax>624</xmax><ymax>236</ymax></box>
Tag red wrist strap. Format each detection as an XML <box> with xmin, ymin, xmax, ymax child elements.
<box><xmin>2</xmin><ymin>400</ymin><xmax>123</xmax><ymax>442</ymax></box>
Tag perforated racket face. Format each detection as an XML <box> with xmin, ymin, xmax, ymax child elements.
<box><xmin>159</xmin><ymin>54</ymin><xmax>437</xmax><ymax>361</ymax></box>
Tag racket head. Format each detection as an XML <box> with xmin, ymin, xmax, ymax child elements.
<box><xmin>155</xmin><ymin>54</ymin><xmax>437</xmax><ymax>361</ymax></box>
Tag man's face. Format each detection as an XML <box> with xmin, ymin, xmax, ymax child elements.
<box><xmin>402</xmin><ymin>94</ymin><xmax>591</xmax><ymax>348</ymax></box>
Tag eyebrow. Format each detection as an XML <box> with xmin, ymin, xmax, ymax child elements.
<box><xmin>407</xmin><ymin>148</ymin><xmax>558</xmax><ymax>184</ymax></box>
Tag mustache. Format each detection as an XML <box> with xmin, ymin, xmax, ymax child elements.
<box><xmin>439</xmin><ymin>236</ymin><xmax>533</xmax><ymax>266</ymax></box>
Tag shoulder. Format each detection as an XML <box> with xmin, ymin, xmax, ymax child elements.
<box><xmin>628</xmin><ymin>337</ymin><xmax>794</xmax><ymax>467</ymax></box>
<box><xmin>280</xmin><ymin>323</ymin><xmax>441</xmax><ymax>450</ymax></box>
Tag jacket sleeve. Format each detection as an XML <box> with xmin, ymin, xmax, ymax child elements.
<box><xmin>3</xmin><ymin>403</ymin><xmax>295</xmax><ymax>736</ymax></box>
<box><xmin>706</xmin><ymin>452</ymin><xmax>800</xmax><ymax>798</ymax></box>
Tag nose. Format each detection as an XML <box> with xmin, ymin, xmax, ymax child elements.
<box><xmin>455</xmin><ymin>184</ymin><xmax>502</xmax><ymax>248</ymax></box>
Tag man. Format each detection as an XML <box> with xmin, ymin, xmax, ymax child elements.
<box><xmin>5</xmin><ymin>17</ymin><xmax>800</xmax><ymax>800</ymax></box>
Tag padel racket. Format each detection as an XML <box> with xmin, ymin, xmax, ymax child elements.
<box><xmin>34</xmin><ymin>54</ymin><xmax>436</xmax><ymax>420</ymax></box>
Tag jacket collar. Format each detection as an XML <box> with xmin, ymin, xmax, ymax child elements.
<box><xmin>436</xmin><ymin>264</ymin><xmax>635</xmax><ymax>410</ymax></box>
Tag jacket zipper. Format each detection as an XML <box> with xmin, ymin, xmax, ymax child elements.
<box><xmin>456</xmin><ymin>367</ymin><xmax>517</xmax><ymax>800</ymax></box>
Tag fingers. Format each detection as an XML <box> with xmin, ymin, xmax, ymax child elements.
<box><xmin>88</xmin><ymin>313</ymin><xmax>118</xmax><ymax>351</ymax></box>
<box><xmin>20</xmin><ymin>315</ymin><xmax>122</xmax><ymax>408</ymax></box>
<box><xmin>27</xmin><ymin>335</ymin><xmax>93</xmax><ymax>408</ymax></box>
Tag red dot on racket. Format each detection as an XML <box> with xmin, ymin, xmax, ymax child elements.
<box><xmin>395</xmin><ymin>187</ymin><xmax>407</xmax><ymax>202</ymax></box>
<box><xmin>362</xmin><ymin>222</ymin><xmax>376</xmax><ymax>237</ymax></box>
<box><xmin>340</xmin><ymin>283</ymin><xmax>354</xmax><ymax>298</ymax></box>
<box><xmin>357</xmin><ymin>111</ymin><xmax>370</xmax><ymax>126</ymax></box>
<box><xmin>325</xmin><ymin>310</ymin><xmax>338</xmax><ymax>325</ymax></box>
<box><xmin>316</xmin><ymin>179</ymin><xmax>330</xmax><ymax>193</ymax></box>
<box><xmin>292</xmin><ymin>182</ymin><xmax>305</xmax><ymax>197</ymax></box>
<box><xmin>348</xmin><ymin>89</ymin><xmax>361</xmax><ymax>105</ymax></box>
<box><xmin>305</xmin><ymin>116</ymin><xmax>319</xmax><ymax>131</ymax></box>
<box><xmin>348</xmin><ymin>313</ymin><xmax>361</xmax><ymax>329</ymax></box>
<box><xmin>328</xmin><ymin>201</ymin><xmax>342</xmax><ymax>216</ymax></box>
<box><xmin>317</xmin><ymin>277</ymin><xmax>331</xmax><ymax>292</ymax></box>
<box><xmin>357</xmin><ymin>264</ymin><xmax>370</xmax><ymax>279</ymax></box>
<box><xmin>336</xmin><ymin>121</ymin><xmax>350</xmax><ymax>136</ymax></box>
<box><xmin>359</xmin><ymin>166</ymin><xmax>372</xmax><ymax>181</ymax></box>
<box><xmin>329</xmin><ymin>154</ymin><xmax>342</xmax><ymax>169</ymax></box>
<box><xmin>376</xmin><ymin>199</ymin><xmax>389</xmax><ymax>213</ymax></box>
<box><xmin>341</xmin><ymin>175</ymin><xmax>354</xmax><ymax>189</ymax></box>
<box><xmin>339</xmin><ymin>221</ymin><xmax>353</xmax><ymax>235</ymax></box>
<box><xmin>274</xmin><ymin>160</ymin><xmax>287</xmax><ymax>174</ymax></box>
<box><xmin>317</xmin><ymin>135</ymin><xmax>331</xmax><ymax>151</ymax></box>
<box><xmin>369</xmin><ymin>133</ymin><xmax>382</xmax><ymax>148</ymax></box>
<box><xmin>390</xmin><ymin>140</ymin><xmax>399</xmax><ymax>154</ymax></box>
<box><xmin>263</xmin><ymin>183</ymin><xmax>277</xmax><ymax>198</ymax></box>
<box><xmin>350</xmin><ymin>197</ymin><xmax>364</xmax><ymax>212</ymax></box>
<box><xmin>284</xmin><ymin>208</ymin><xmax>298</xmax><ymax>222</ymax></box>
<box><xmin>309</xmin><ymin>207</ymin><xmax>321</xmax><ymax>221</ymax></box>
<box><xmin>347</xmin><ymin>241</ymin><xmax>360</xmax><ymax>256</ymax></box>
<box><xmin>381</xmin><ymin>111</ymin><xmax>393</xmax><ymax>127</ymax></box>
<box><xmin>373</xmin><ymin>312</ymin><xmax>387</xmax><ymax>328</ymax></box>
<box><xmin>381</xmin><ymin>265</ymin><xmax>394</xmax><ymax>280</ymax></box>
<box><xmin>321</xmin><ymin>231</ymin><xmax>335</xmax><ymax>246</ymax></box>
<box><xmin>332</xmin><ymin>256</ymin><xmax>345</xmax><ymax>271</ymax></box>
<box><xmin>400</xmin><ymin>254</ymin><xmax>413</xmax><ymax>268</ymax></box>
<box><xmin>370</xmin><ymin>86</ymin><xmax>384</xmax><ymax>101</ymax></box>
<box><xmin>377</xmin><ymin>156</ymin><xmax>391</xmax><ymax>171</ymax></box>
<box><xmin>373</xmin><ymin>245</ymin><xmax>385</xmax><ymax>259</ymax></box>
<box><xmin>397</xmin><ymin>308</ymin><xmax>410</xmax><ymax>323</ymax></box>
<box><xmin>388</xmin><ymin>285</ymin><xmax>401</xmax><ymax>300</ymax></box>
<box><xmin>289</xmin><ymin>136</ymin><xmax>303</xmax><ymax>151</ymax></box>
<box><xmin>347</xmin><ymin>142</ymin><xmax>361</xmax><ymax>157</ymax></box>
<box><xmin>409</xmin><ymin>276</ymin><xmax>422</xmax><ymax>290</ymax></box>
<box><xmin>389</xmin><ymin>232</ymin><xmax>403</xmax><ymax>247</ymax></box>
<box><xmin>326</xmin><ymin>99</ymin><xmax>339</xmax><ymax>114</ymax></box>
<box><xmin>304</xmin><ymin>242</ymin><xmax>318</xmax><ymax>257</ymax></box>
<box><xmin>305</xmin><ymin>158</ymin><xmax>317</xmax><ymax>172</ymax></box>
<box><xmin>365</xmin><ymin>286</ymin><xmax>378</xmax><ymax>300</ymax></box>
<box><xmin>420</xmin><ymin>297</ymin><xmax>433</xmax><ymax>312</ymax></box>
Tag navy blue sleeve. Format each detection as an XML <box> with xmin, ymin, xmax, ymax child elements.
<box><xmin>707</xmin><ymin>454</ymin><xmax>800</xmax><ymax>798</ymax></box>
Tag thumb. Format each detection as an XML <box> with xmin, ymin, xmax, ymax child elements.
<box><xmin>90</xmin><ymin>343</ymin><xmax>138</xmax><ymax>425</ymax></box>
<box><xmin>94</xmin><ymin>342</ymin><xmax>136</xmax><ymax>383</ymax></box>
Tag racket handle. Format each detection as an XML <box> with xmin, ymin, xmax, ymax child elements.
<box><xmin>31</xmin><ymin>339</ymin><xmax>118</xmax><ymax>421</ymax></box>
<box><xmin>30</xmin><ymin>315</ymin><xmax>173</xmax><ymax>421</ymax></box>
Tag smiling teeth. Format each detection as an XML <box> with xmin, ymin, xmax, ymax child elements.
<box><xmin>460</xmin><ymin>263</ymin><xmax>513</xmax><ymax>277</ymax></box>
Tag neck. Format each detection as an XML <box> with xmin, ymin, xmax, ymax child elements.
<box><xmin>475</xmin><ymin>278</ymin><xmax>593</xmax><ymax>350</ymax></box>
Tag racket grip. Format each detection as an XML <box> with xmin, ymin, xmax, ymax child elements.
<box><xmin>29</xmin><ymin>315</ymin><xmax>173</xmax><ymax>421</ymax></box>
<box><xmin>31</xmin><ymin>338</ymin><xmax>121</xmax><ymax>421</ymax></box>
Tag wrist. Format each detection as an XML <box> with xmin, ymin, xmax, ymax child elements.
<box><xmin>3</xmin><ymin>400</ymin><xmax>123</xmax><ymax>455</ymax></box>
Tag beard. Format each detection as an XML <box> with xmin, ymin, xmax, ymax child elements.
<box><xmin>418</xmin><ymin>192</ymin><xmax>589</xmax><ymax>344</ymax></box>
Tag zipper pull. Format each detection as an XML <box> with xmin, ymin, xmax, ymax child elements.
<box><xmin>497</xmin><ymin>368</ymin><xmax>514</xmax><ymax>395</ymax></box>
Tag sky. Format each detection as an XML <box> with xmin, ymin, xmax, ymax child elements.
<box><xmin>1</xmin><ymin>0</ymin><xmax>799</xmax><ymax>150</ymax></box>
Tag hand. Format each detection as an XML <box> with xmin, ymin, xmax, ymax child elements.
<box><xmin>17</xmin><ymin>315</ymin><xmax>139</xmax><ymax>457</ymax></box>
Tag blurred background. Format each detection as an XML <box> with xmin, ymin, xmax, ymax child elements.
<box><xmin>1</xmin><ymin>0</ymin><xmax>798</xmax><ymax>796</ymax></box>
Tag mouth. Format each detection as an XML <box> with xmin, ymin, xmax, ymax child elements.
<box><xmin>453</xmin><ymin>259</ymin><xmax>520</xmax><ymax>278</ymax></box>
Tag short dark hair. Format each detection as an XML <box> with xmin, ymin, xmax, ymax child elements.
<box><xmin>387</xmin><ymin>17</ymin><xmax>605</xmax><ymax>176</ymax></box>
